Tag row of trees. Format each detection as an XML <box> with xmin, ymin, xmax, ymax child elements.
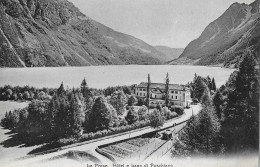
<box><xmin>1</xmin><ymin>76</ymin><xmax>181</xmax><ymax>144</ymax></box>
<box><xmin>0</xmin><ymin>81</ymin><xmax>135</xmax><ymax>102</ymax></box>
<box><xmin>0</xmin><ymin>85</ymin><xmax>55</xmax><ymax>101</ymax></box>
<box><xmin>171</xmin><ymin>52</ymin><xmax>259</xmax><ymax>157</ymax></box>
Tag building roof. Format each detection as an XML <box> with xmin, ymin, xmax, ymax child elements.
<box><xmin>136</xmin><ymin>82</ymin><xmax>188</xmax><ymax>91</ymax></box>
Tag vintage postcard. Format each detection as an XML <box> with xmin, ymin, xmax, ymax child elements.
<box><xmin>0</xmin><ymin>0</ymin><xmax>259</xmax><ymax>167</ymax></box>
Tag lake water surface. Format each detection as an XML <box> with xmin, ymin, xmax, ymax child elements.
<box><xmin>0</xmin><ymin>65</ymin><xmax>235</xmax><ymax>89</ymax></box>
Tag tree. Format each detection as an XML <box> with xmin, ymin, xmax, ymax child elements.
<box><xmin>138</xmin><ymin>105</ymin><xmax>148</xmax><ymax>121</ymax></box>
<box><xmin>109</xmin><ymin>91</ymin><xmax>127</xmax><ymax>115</ymax></box>
<box><xmin>53</xmin><ymin>95</ymin><xmax>70</xmax><ymax>138</ymax></box>
<box><xmin>57</xmin><ymin>82</ymin><xmax>66</xmax><ymax>95</ymax></box>
<box><xmin>23</xmin><ymin>91</ymin><xmax>30</xmax><ymax>100</ymax></box>
<box><xmin>221</xmin><ymin>53</ymin><xmax>259</xmax><ymax>152</ymax></box>
<box><xmin>193</xmin><ymin>76</ymin><xmax>208</xmax><ymax>101</ymax></box>
<box><xmin>171</xmin><ymin>106</ymin><xmax>222</xmax><ymax>157</ymax></box>
<box><xmin>87</xmin><ymin>97</ymin><xmax>118</xmax><ymax>132</ymax></box>
<box><xmin>137</xmin><ymin>98</ymin><xmax>144</xmax><ymax>106</ymax></box>
<box><xmin>146</xmin><ymin>74</ymin><xmax>151</xmax><ymax>110</ymax></box>
<box><xmin>201</xmin><ymin>88</ymin><xmax>211</xmax><ymax>106</ymax></box>
<box><xmin>128</xmin><ymin>95</ymin><xmax>137</xmax><ymax>106</ymax></box>
<box><xmin>149</xmin><ymin>109</ymin><xmax>164</xmax><ymax>129</ymax></box>
<box><xmin>193</xmin><ymin>73</ymin><xmax>197</xmax><ymax>83</ymax></box>
<box><xmin>5</xmin><ymin>89</ymin><xmax>12</xmax><ymax>99</ymax></box>
<box><xmin>45</xmin><ymin>96</ymin><xmax>59</xmax><ymax>139</ymax></box>
<box><xmin>68</xmin><ymin>93</ymin><xmax>84</xmax><ymax>137</ymax></box>
<box><xmin>26</xmin><ymin>100</ymin><xmax>48</xmax><ymax>134</ymax></box>
<box><xmin>207</xmin><ymin>76</ymin><xmax>212</xmax><ymax>90</ymax></box>
<box><xmin>125</xmin><ymin>106</ymin><xmax>139</xmax><ymax>124</ymax></box>
<box><xmin>165</xmin><ymin>73</ymin><xmax>170</xmax><ymax>106</ymax></box>
<box><xmin>213</xmin><ymin>90</ymin><xmax>223</xmax><ymax>119</ymax></box>
<box><xmin>211</xmin><ymin>78</ymin><xmax>216</xmax><ymax>92</ymax></box>
<box><xmin>11</xmin><ymin>93</ymin><xmax>18</xmax><ymax>101</ymax></box>
<box><xmin>81</xmin><ymin>77</ymin><xmax>87</xmax><ymax>89</ymax></box>
<box><xmin>80</xmin><ymin>78</ymin><xmax>93</xmax><ymax>110</ymax></box>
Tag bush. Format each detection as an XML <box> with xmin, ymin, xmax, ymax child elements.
<box><xmin>138</xmin><ymin>105</ymin><xmax>148</xmax><ymax>121</ymax></box>
<box><xmin>170</xmin><ymin>106</ymin><xmax>184</xmax><ymax>115</ymax></box>
<box><xmin>58</xmin><ymin>137</ymin><xmax>78</xmax><ymax>146</ymax></box>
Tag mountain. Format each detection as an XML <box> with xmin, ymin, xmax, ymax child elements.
<box><xmin>170</xmin><ymin>0</ymin><xmax>260</xmax><ymax>68</ymax></box>
<box><xmin>154</xmin><ymin>46</ymin><xmax>184</xmax><ymax>61</ymax></box>
<box><xmin>0</xmin><ymin>0</ymin><xmax>164</xmax><ymax>67</ymax></box>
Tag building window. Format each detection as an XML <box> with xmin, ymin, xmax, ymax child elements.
<box><xmin>140</xmin><ymin>93</ymin><xmax>142</xmax><ymax>96</ymax></box>
<box><xmin>137</xmin><ymin>92</ymin><xmax>138</xmax><ymax>96</ymax></box>
<box><xmin>175</xmin><ymin>91</ymin><xmax>178</xmax><ymax>94</ymax></box>
<box><xmin>172</xmin><ymin>95</ymin><xmax>173</xmax><ymax>99</ymax></box>
<box><xmin>144</xmin><ymin>93</ymin><xmax>146</xmax><ymax>96</ymax></box>
<box><xmin>171</xmin><ymin>91</ymin><xmax>174</xmax><ymax>93</ymax></box>
<box><xmin>143</xmin><ymin>89</ymin><xmax>146</xmax><ymax>91</ymax></box>
<box><xmin>175</xmin><ymin>96</ymin><xmax>177</xmax><ymax>99</ymax></box>
<box><xmin>155</xmin><ymin>95</ymin><xmax>157</xmax><ymax>98</ymax></box>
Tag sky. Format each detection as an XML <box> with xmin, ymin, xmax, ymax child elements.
<box><xmin>68</xmin><ymin>0</ymin><xmax>255</xmax><ymax>48</ymax></box>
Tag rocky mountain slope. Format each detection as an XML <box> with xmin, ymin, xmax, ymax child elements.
<box><xmin>154</xmin><ymin>46</ymin><xmax>184</xmax><ymax>62</ymax></box>
<box><xmin>170</xmin><ymin>0</ymin><xmax>260</xmax><ymax>68</ymax></box>
<box><xmin>0</xmin><ymin>0</ymin><xmax>164</xmax><ymax>67</ymax></box>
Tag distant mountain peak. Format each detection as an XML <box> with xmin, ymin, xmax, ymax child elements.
<box><xmin>0</xmin><ymin>0</ymin><xmax>164</xmax><ymax>67</ymax></box>
<box><xmin>169</xmin><ymin>0</ymin><xmax>260</xmax><ymax>68</ymax></box>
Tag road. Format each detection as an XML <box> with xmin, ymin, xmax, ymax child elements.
<box><xmin>6</xmin><ymin>104</ymin><xmax>201</xmax><ymax>167</ymax></box>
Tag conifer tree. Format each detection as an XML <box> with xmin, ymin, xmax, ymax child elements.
<box><xmin>81</xmin><ymin>77</ymin><xmax>87</xmax><ymax>89</ymax></box>
<box><xmin>53</xmin><ymin>94</ymin><xmax>70</xmax><ymax>138</ymax></box>
<box><xmin>165</xmin><ymin>73</ymin><xmax>170</xmax><ymax>107</ymax></box>
<box><xmin>80</xmin><ymin>78</ymin><xmax>93</xmax><ymax>110</ymax></box>
<box><xmin>221</xmin><ymin>53</ymin><xmax>259</xmax><ymax>152</ymax></box>
<box><xmin>172</xmin><ymin>106</ymin><xmax>222</xmax><ymax>156</ymax></box>
<box><xmin>57</xmin><ymin>82</ymin><xmax>65</xmax><ymax>95</ymax></box>
<box><xmin>201</xmin><ymin>88</ymin><xmax>211</xmax><ymax>106</ymax></box>
<box><xmin>213</xmin><ymin>90</ymin><xmax>223</xmax><ymax>119</ymax></box>
<box><xmin>211</xmin><ymin>78</ymin><xmax>216</xmax><ymax>91</ymax></box>
<box><xmin>68</xmin><ymin>93</ymin><xmax>83</xmax><ymax>137</ymax></box>
<box><xmin>193</xmin><ymin>76</ymin><xmax>208</xmax><ymax>101</ymax></box>
<box><xmin>207</xmin><ymin>76</ymin><xmax>212</xmax><ymax>90</ymax></box>
<box><xmin>146</xmin><ymin>74</ymin><xmax>151</xmax><ymax>110</ymax></box>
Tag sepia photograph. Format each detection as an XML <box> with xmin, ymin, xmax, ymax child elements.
<box><xmin>0</xmin><ymin>0</ymin><xmax>259</xmax><ymax>166</ymax></box>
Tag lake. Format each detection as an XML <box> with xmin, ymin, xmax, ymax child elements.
<box><xmin>0</xmin><ymin>65</ymin><xmax>235</xmax><ymax>89</ymax></box>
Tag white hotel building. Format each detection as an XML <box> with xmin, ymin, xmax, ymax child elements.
<box><xmin>135</xmin><ymin>82</ymin><xmax>191</xmax><ymax>107</ymax></box>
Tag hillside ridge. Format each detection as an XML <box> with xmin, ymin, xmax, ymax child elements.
<box><xmin>0</xmin><ymin>0</ymin><xmax>165</xmax><ymax>67</ymax></box>
<box><xmin>170</xmin><ymin>0</ymin><xmax>260</xmax><ymax>68</ymax></box>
